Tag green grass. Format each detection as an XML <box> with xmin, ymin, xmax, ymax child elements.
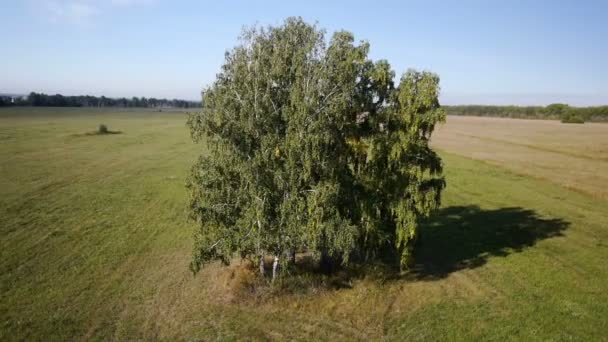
<box><xmin>1</xmin><ymin>107</ymin><xmax>608</xmax><ymax>340</ymax></box>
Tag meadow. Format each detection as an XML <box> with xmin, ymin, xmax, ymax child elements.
<box><xmin>1</xmin><ymin>107</ymin><xmax>608</xmax><ymax>340</ymax></box>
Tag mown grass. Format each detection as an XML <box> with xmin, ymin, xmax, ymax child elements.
<box><xmin>433</xmin><ymin>115</ymin><xmax>608</xmax><ymax>199</ymax></box>
<box><xmin>1</xmin><ymin>107</ymin><xmax>607</xmax><ymax>340</ymax></box>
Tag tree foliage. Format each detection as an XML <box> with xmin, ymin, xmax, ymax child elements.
<box><xmin>186</xmin><ymin>18</ymin><xmax>446</xmax><ymax>275</ymax></box>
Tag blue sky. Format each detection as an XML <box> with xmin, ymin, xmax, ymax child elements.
<box><xmin>1</xmin><ymin>0</ymin><xmax>606</xmax><ymax>105</ymax></box>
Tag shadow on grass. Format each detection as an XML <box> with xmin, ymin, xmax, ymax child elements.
<box><xmin>84</xmin><ymin>130</ymin><xmax>123</xmax><ymax>135</ymax></box>
<box><xmin>229</xmin><ymin>205</ymin><xmax>569</xmax><ymax>297</ymax></box>
<box><xmin>286</xmin><ymin>205</ymin><xmax>568</xmax><ymax>290</ymax></box>
<box><xmin>411</xmin><ymin>205</ymin><xmax>569</xmax><ymax>280</ymax></box>
<box><xmin>71</xmin><ymin>131</ymin><xmax>123</xmax><ymax>137</ymax></box>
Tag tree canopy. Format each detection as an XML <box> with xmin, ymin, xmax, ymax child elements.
<box><xmin>186</xmin><ymin>17</ymin><xmax>446</xmax><ymax>276</ymax></box>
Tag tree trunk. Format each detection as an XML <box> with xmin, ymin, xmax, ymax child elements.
<box><xmin>259</xmin><ymin>255</ymin><xmax>265</xmax><ymax>276</ymax></box>
<box><xmin>319</xmin><ymin>250</ymin><xmax>335</xmax><ymax>274</ymax></box>
<box><xmin>290</xmin><ymin>250</ymin><xmax>296</xmax><ymax>265</ymax></box>
<box><xmin>272</xmin><ymin>256</ymin><xmax>279</xmax><ymax>281</ymax></box>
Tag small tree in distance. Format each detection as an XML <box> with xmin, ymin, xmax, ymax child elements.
<box><xmin>187</xmin><ymin>17</ymin><xmax>445</xmax><ymax>279</ymax></box>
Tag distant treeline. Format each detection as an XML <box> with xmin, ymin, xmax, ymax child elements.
<box><xmin>444</xmin><ymin>104</ymin><xmax>608</xmax><ymax>122</ymax></box>
<box><xmin>0</xmin><ymin>92</ymin><xmax>201</xmax><ymax>108</ymax></box>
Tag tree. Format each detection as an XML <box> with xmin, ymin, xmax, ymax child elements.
<box><xmin>186</xmin><ymin>18</ymin><xmax>445</xmax><ymax>278</ymax></box>
<box><xmin>355</xmin><ymin>69</ymin><xmax>445</xmax><ymax>267</ymax></box>
<box><xmin>544</xmin><ymin>103</ymin><xmax>570</xmax><ymax>118</ymax></box>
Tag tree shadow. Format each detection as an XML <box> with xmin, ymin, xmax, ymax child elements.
<box><xmin>410</xmin><ymin>205</ymin><xmax>569</xmax><ymax>280</ymax></box>
<box><xmin>71</xmin><ymin>131</ymin><xmax>123</xmax><ymax>137</ymax></box>
<box><xmin>255</xmin><ymin>205</ymin><xmax>569</xmax><ymax>296</ymax></box>
<box><xmin>84</xmin><ymin>130</ymin><xmax>123</xmax><ymax>135</ymax></box>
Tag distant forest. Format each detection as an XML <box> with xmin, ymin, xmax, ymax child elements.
<box><xmin>0</xmin><ymin>92</ymin><xmax>201</xmax><ymax>108</ymax></box>
<box><xmin>2</xmin><ymin>93</ymin><xmax>606</xmax><ymax>122</ymax></box>
<box><xmin>444</xmin><ymin>104</ymin><xmax>608</xmax><ymax>122</ymax></box>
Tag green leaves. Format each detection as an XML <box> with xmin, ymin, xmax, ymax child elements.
<box><xmin>187</xmin><ymin>17</ymin><xmax>446</xmax><ymax>274</ymax></box>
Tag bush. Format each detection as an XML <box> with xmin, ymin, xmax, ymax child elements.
<box><xmin>98</xmin><ymin>124</ymin><xmax>109</xmax><ymax>134</ymax></box>
<box><xmin>560</xmin><ymin>110</ymin><xmax>585</xmax><ymax>124</ymax></box>
<box><xmin>561</xmin><ymin>115</ymin><xmax>585</xmax><ymax>124</ymax></box>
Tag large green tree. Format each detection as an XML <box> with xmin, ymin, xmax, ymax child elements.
<box><xmin>187</xmin><ymin>18</ymin><xmax>445</xmax><ymax>277</ymax></box>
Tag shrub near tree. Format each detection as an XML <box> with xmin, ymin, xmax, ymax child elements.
<box><xmin>186</xmin><ymin>17</ymin><xmax>446</xmax><ymax>280</ymax></box>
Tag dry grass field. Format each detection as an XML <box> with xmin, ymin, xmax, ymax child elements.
<box><xmin>433</xmin><ymin>116</ymin><xmax>608</xmax><ymax>199</ymax></box>
<box><xmin>1</xmin><ymin>108</ymin><xmax>608</xmax><ymax>340</ymax></box>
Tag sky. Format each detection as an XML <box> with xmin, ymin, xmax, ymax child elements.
<box><xmin>1</xmin><ymin>0</ymin><xmax>606</xmax><ymax>105</ymax></box>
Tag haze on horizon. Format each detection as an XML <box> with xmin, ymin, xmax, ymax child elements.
<box><xmin>1</xmin><ymin>0</ymin><xmax>606</xmax><ymax>106</ymax></box>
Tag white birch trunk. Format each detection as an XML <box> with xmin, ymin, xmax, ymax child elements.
<box><xmin>272</xmin><ymin>256</ymin><xmax>279</xmax><ymax>281</ymax></box>
<box><xmin>259</xmin><ymin>256</ymin><xmax>265</xmax><ymax>276</ymax></box>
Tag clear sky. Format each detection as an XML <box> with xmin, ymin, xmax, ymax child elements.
<box><xmin>1</xmin><ymin>0</ymin><xmax>606</xmax><ymax>105</ymax></box>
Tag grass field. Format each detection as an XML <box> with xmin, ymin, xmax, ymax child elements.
<box><xmin>1</xmin><ymin>108</ymin><xmax>608</xmax><ymax>340</ymax></box>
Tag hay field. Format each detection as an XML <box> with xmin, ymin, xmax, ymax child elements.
<box><xmin>433</xmin><ymin>116</ymin><xmax>608</xmax><ymax>198</ymax></box>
